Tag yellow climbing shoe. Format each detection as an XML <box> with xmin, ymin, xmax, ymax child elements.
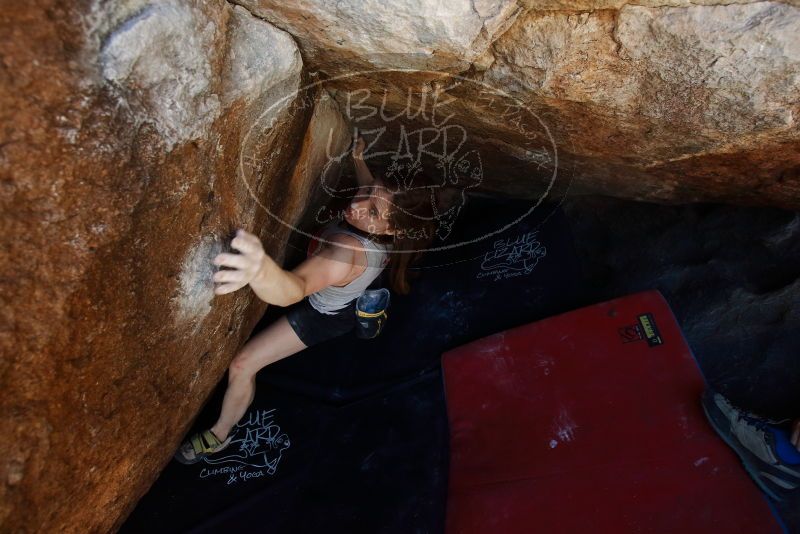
<box><xmin>174</xmin><ymin>429</ymin><xmax>232</xmax><ymax>465</ymax></box>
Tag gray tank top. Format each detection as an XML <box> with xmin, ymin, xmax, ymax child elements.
<box><xmin>307</xmin><ymin>221</ymin><xmax>392</xmax><ymax>314</ymax></box>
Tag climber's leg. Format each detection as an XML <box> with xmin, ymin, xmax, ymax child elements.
<box><xmin>175</xmin><ymin>296</ymin><xmax>357</xmax><ymax>464</ymax></box>
<box><xmin>210</xmin><ymin>314</ymin><xmax>307</xmax><ymax>441</ymax></box>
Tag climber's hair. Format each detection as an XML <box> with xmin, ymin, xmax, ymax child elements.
<box><xmin>373</xmin><ymin>174</ymin><xmax>457</xmax><ymax>296</ymax></box>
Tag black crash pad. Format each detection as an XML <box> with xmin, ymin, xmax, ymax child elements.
<box><xmin>122</xmin><ymin>194</ymin><xmax>583</xmax><ymax>533</ymax></box>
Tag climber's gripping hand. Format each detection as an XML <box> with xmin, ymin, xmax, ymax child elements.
<box><xmin>212</xmin><ymin>229</ymin><xmax>279</xmax><ymax>295</ymax></box>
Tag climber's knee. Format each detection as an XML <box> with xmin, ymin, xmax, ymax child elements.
<box><xmin>228</xmin><ymin>350</ymin><xmax>257</xmax><ymax>381</ymax></box>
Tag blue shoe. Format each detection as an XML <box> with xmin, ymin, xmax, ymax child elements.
<box><xmin>701</xmin><ymin>390</ymin><xmax>800</xmax><ymax>501</ymax></box>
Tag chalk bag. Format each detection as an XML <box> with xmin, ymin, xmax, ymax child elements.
<box><xmin>355</xmin><ymin>288</ymin><xmax>390</xmax><ymax>339</ymax></box>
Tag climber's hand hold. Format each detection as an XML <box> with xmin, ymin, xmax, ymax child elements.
<box><xmin>352</xmin><ymin>134</ymin><xmax>365</xmax><ymax>161</ymax></box>
<box><xmin>212</xmin><ymin>229</ymin><xmax>278</xmax><ymax>295</ymax></box>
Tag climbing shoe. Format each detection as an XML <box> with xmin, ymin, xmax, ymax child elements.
<box><xmin>355</xmin><ymin>288</ymin><xmax>390</xmax><ymax>339</ymax></box>
<box><xmin>174</xmin><ymin>429</ymin><xmax>232</xmax><ymax>465</ymax></box>
<box><xmin>701</xmin><ymin>390</ymin><xmax>800</xmax><ymax>501</ymax></box>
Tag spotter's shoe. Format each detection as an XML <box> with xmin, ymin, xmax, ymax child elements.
<box><xmin>702</xmin><ymin>390</ymin><xmax>800</xmax><ymax>501</ymax></box>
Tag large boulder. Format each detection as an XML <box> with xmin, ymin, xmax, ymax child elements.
<box><xmin>0</xmin><ymin>1</ymin><xmax>349</xmax><ymax>531</ymax></box>
<box><xmin>234</xmin><ymin>0</ymin><xmax>800</xmax><ymax>207</ymax></box>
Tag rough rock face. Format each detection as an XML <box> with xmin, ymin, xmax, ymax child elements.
<box><xmin>233</xmin><ymin>0</ymin><xmax>525</xmax><ymax>71</ymax></box>
<box><xmin>283</xmin><ymin>89</ymin><xmax>353</xmax><ymax>231</ymax></box>
<box><xmin>0</xmin><ymin>1</ymin><xmax>349</xmax><ymax>532</ymax></box>
<box><xmin>235</xmin><ymin>0</ymin><xmax>800</xmax><ymax>207</ymax></box>
<box><xmin>2</xmin><ymin>0</ymin><xmax>798</xmax><ymax>532</ymax></box>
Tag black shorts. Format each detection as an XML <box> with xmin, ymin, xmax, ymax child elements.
<box><xmin>285</xmin><ymin>296</ymin><xmax>357</xmax><ymax>347</ymax></box>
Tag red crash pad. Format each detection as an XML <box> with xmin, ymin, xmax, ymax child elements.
<box><xmin>442</xmin><ymin>290</ymin><xmax>783</xmax><ymax>534</ymax></box>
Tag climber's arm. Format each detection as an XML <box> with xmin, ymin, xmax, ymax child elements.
<box><xmin>212</xmin><ymin>229</ymin><xmax>356</xmax><ymax>307</ymax></box>
<box><xmin>287</xmin><ymin>233</ymin><xmax>362</xmax><ymax>300</ymax></box>
<box><xmin>247</xmin><ymin>257</ymin><xmax>306</xmax><ymax>307</ymax></box>
<box><xmin>352</xmin><ymin>135</ymin><xmax>376</xmax><ymax>187</ymax></box>
<box><xmin>354</xmin><ymin>158</ymin><xmax>376</xmax><ymax>187</ymax></box>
